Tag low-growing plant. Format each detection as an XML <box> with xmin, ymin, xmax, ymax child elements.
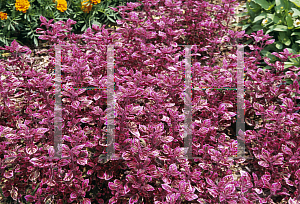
<box><xmin>0</xmin><ymin>0</ymin><xmax>300</xmax><ymax>203</ymax></box>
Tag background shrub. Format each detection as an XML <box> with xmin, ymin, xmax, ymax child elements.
<box><xmin>233</xmin><ymin>0</ymin><xmax>300</xmax><ymax>87</ymax></box>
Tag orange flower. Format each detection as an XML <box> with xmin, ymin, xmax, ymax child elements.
<box><xmin>90</xmin><ymin>0</ymin><xmax>100</xmax><ymax>5</ymax></box>
<box><xmin>0</xmin><ymin>12</ymin><xmax>7</xmax><ymax>20</ymax></box>
<box><xmin>54</xmin><ymin>0</ymin><xmax>68</xmax><ymax>12</ymax></box>
<box><xmin>81</xmin><ymin>0</ymin><xmax>93</xmax><ymax>13</ymax></box>
<box><xmin>15</xmin><ymin>0</ymin><xmax>30</xmax><ymax>13</ymax></box>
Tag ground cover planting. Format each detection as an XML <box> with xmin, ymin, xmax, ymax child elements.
<box><xmin>0</xmin><ymin>0</ymin><xmax>300</xmax><ymax>203</ymax></box>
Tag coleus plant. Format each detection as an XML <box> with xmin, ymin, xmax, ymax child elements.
<box><xmin>0</xmin><ymin>0</ymin><xmax>300</xmax><ymax>204</ymax></box>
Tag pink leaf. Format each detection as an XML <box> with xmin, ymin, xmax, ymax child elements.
<box><xmin>161</xmin><ymin>136</ymin><xmax>174</xmax><ymax>143</ymax></box>
<box><xmin>166</xmin><ymin>193</ymin><xmax>180</xmax><ymax>203</ymax></box>
<box><xmin>40</xmin><ymin>16</ymin><xmax>47</xmax><ymax>24</ymax></box>
<box><xmin>258</xmin><ymin>161</ymin><xmax>269</xmax><ymax>168</ymax></box>
<box><xmin>77</xmin><ymin>158</ymin><xmax>88</xmax><ymax>166</ymax></box>
<box><xmin>82</xmin><ymin>179</ymin><xmax>89</xmax><ymax>189</ymax></box>
<box><xmin>126</xmin><ymin>175</ymin><xmax>137</xmax><ymax>184</ymax></box>
<box><xmin>129</xmin><ymin>194</ymin><xmax>139</xmax><ymax>204</ymax></box>
<box><xmin>270</xmin><ymin>182</ymin><xmax>281</xmax><ymax>193</ymax></box>
<box><xmin>124</xmin><ymin>183</ymin><xmax>130</xmax><ymax>194</ymax></box>
<box><xmin>185</xmin><ymin>193</ymin><xmax>198</xmax><ymax>201</ymax></box>
<box><xmin>129</xmin><ymin>128</ymin><xmax>140</xmax><ymax>138</ymax></box>
<box><xmin>25</xmin><ymin>195</ymin><xmax>35</xmax><ymax>202</ymax></box>
<box><xmin>36</xmin><ymin>128</ymin><xmax>49</xmax><ymax>134</ymax></box>
<box><xmin>70</xmin><ymin>192</ymin><xmax>77</xmax><ymax>199</ymax></box>
<box><xmin>162</xmin><ymin>184</ymin><xmax>173</xmax><ymax>193</ymax></box>
<box><xmin>207</xmin><ymin>188</ymin><xmax>218</xmax><ymax>198</ymax></box>
<box><xmin>80</xmin><ymin>117</ymin><xmax>93</xmax><ymax>123</ymax></box>
<box><xmin>253</xmin><ymin>188</ymin><xmax>263</xmax><ymax>194</ymax></box>
<box><xmin>109</xmin><ymin>196</ymin><xmax>117</xmax><ymax>204</ymax></box>
<box><xmin>295</xmin><ymin>169</ymin><xmax>300</xmax><ymax>179</ymax></box>
<box><xmin>29</xmin><ymin>157</ymin><xmax>45</xmax><ymax>167</ymax></box>
<box><xmin>5</xmin><ymin>134</ymin><xmax>21</xmax><ymax>139</ymax></box>
<box><xmin>282</xmin><ymin>144</ymin><xmax>293</xmax><ymax>155</ymax></box>
<box><xmin>4</xmin><ymin>170</ymin><xmax>13</xmax><ymax>178</ymax></box>
<box><xmin>144</xmin><ymin>184</ymin><xmax>155</xmax><ymax>191</ymax></box>
<box><xmin>108</xmin><ymin>182</ymin><xmax>117</xmax><ymax>191</ymax></box>
<box><xmin>169</xmin><ymin>163</ymin><xmax>180</xmax><ymax>176</ymax></box>
<box><xmin>206</xmin><ymin>178</ymin><xmax>216</xmax><ymax>187</ymax></box>
<box><xmin>223</xmin><ymin>184</ymin><xmax>235</xmax><ymax>195</ymax></box>
<box><xmin>58</xmin><ymin>159</ymin><xmax>71</xmax><ymax>166</ymax></box>
<box><xmin>71</xmin><ymin>101</ymin><xmax>80</xmax><ymax>109</ymax></box>
<box><xmin>104</xmin><ymin>171</ymin><xmax>113</xmax><ymax>180</ymax></box>
<box><xmin>265</xmin><ymin>39</ymin><xmax>275</xmax><ymax>45</ymax></box>
<box><xmin>63</xmin><ymin>171</ymin><xmax>73</xmax><ymax>182</ymax></box>
<box><xmin>81</xmin><ymin>198</ymin><xmax>91</xmax><ymax>204</ymax></box>
<box><xmin>26</xmin><ymin>144</ymin><xmax>38</xmax><ymax>155</ymax></box>
<box><xmin>48</xmin><ymin>146</ymin><xmax>55</xmax><ymax>157</ymax></box>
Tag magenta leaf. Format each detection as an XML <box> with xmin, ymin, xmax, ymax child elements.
<box><xmin>81</xmin><ymin>198</ymin><xmax>91</xmax><ymax>204</ymax></box>
<box><xmin>207</xmin><ymin>188</ymin><xmax>218</xmax><ymax>198</ymax></box>
<box><xmin>143</xmin><ymin>184</ymin><xmax>155</xmax><ymax>191</ymax></box>
<box><xmin>129</xmin><ymin>194</ymin><xmax>139</xmax><ymax>204</ymax></box>
<box><xmin>162</xmin><ymin>184</ymin><xmax>173</xmax><ymax>193</ymax></box>
<box><xmin>166</xmin><ymin>193</ymin><xmax>180</xmax><ymax>203</ymax></box>
<box><xmin>258</xmin><ymin>161</ymin><xmax>269</xmax><ymax>168</ymax></box>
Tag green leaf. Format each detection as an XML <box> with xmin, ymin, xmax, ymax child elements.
<box><xmin>282</xmin><ymin>78</ymin><xmax>293</xmax><ymax>85</ymax></box>
<box><xmin>290</xmin><ymin>0</ymin><xmax>300</xmax><ymax>7</ymax></box>
<box><xmin>249</xmin><ymin>1</ymin><xmax>262</xmax><ymax>12</ymax></box>
<box><xmin>235</xmin><ymin>12</ymin><xmax>250</xmax><ymax>17</ymax></box>
<box><xmin>107</xmin><ymin>16</ymin><xmax>116</xmax><ymax>23</ymax></box>
<box><xmin>276</xmin><ymin>42</ymin><xmax>283</xmax><ymax>49</ymax></box>
<box><xmin>295</xmin><ymin>40</ymin><xmax>300</xmax><ymax>43</ymax></box>
<box><xmin>292</xmin><ymin>8</ymin><xmax>300</xmax><ymax>17</ymax></box>
<box><xmin>31</xmin><ymin>183</ymin><xmax>40</xmax><ymax>196</ymax></box>
<box><xmin>275</xmin><ymin>0</ymin><xmax>283</xmax><ymax>7</ymax></box>
<box><xmin>81</xmin><ymin>24</ymin><xmax>87</xmax><ymax>32</ymax></box>
<box><xmin>252</xmin><ymin>0</ymin><xmax>272</xmax><ymax>10</ymax></box>
<box><xmin>251</xmin><ymin>24</ymin><xmax>264</xmax><ymax>31</ymax></box>
<box><xmin>266</xmin><ymin>13</ymin><xmax>275</xmax><ymax>19</ymax></box>
<box><xmin>273</xmin><ymin>25</ymin><xmax>288</xmax><ymax>31</ymax></box>
<box><xmin>242</xmin><ymin>24</ymin><xmax>251</xmax><ymax>30</ymax></box>
<box><xmin>286</xmin><ymin>15</ymin><xmax>294</xmax><ymax>29</ymax></box>
<box><xmin>284</xmin><ymin>62</ymin><xmax>295</xmax><ymax>68</ymax></box>
<box><xmin>253</xmin><ymin>13</ymin><xmax>267</xmax><ymax>23</ymax></box>
<box><xmin>34</xmin><ymin>37</ymin><xmax>38</xmax><ymax>47</ymax></box>
<box><xmin>283</xmin><ymin>38</ymin><xmax>291</xmax><ymax>46</ymax></box>
<box><xmin>266</xmin><ymin>25</ymin><xmax>276</xmax><ymax>34</ymax></box>
<box><xmin>272</xmin><ymin>15</ymin><xmax>280</xmax><ymax>24</ymax></box>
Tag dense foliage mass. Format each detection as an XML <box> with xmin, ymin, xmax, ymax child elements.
<box><xmin>0</xmin><ymin>0</ymin><xmax>300</xmax><ymax>203</ymax></box>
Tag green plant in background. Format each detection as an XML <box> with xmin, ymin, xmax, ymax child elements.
<box><xmin>0</xmin><ymin>0</ymin><xmax>143</xmax><ymax>50</ymax></box>
<box><xmin>233</xmin><ymin>0</ymin><xmax>300</xmax><ymax>86</ymax></box>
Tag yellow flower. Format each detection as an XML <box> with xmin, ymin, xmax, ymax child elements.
<box><xmin>15</xmin><ymin>0</ymin><xmax>30</xmax><ymax>13</ymax></box>
<box><xmin>90</xmin><ymin>0</ymin><xmax>100</xmax><ymax>5</ymax></box>
<box><xmin>81</xmin><ymin>0</ymin><xmax>93</xmax><ymax>13</ymax></box>
<box><xmin>0</xmin><ymin>12</ymin><xmax>7</xmax><ymax>20</ymax></box>
<box><xmin>54</xmin><ymin>0</ymin><xmax>67</xmax><ymax>12</ymax></box>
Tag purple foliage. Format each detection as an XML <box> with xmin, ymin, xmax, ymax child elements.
<box><xmin>0</xmin><ymin>0</ymin><xmax>300</xmax><ymax>203</ymax></box>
